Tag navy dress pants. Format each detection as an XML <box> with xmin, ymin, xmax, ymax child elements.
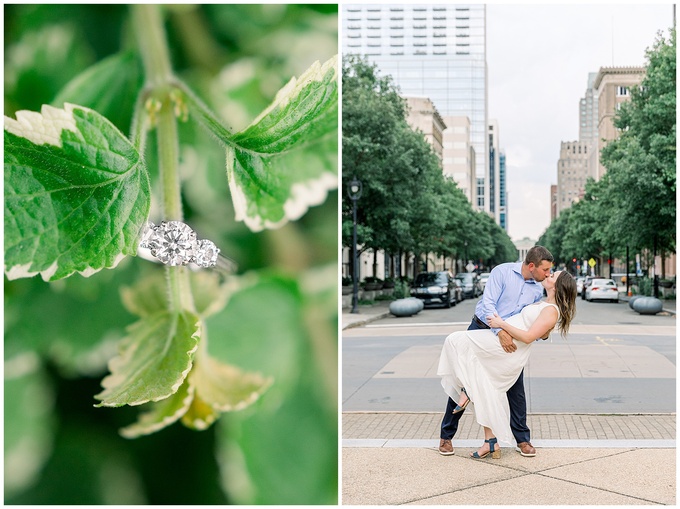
<box><xmin>439</xmin><ymin>317</ymin><xmax>531</xmax><ymax>444</ymax></box>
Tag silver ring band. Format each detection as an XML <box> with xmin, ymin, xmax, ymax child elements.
<box><xmin>138</xmin><ymin>220</ymin><xmax>237</xmax><ymax>273</ymax></box>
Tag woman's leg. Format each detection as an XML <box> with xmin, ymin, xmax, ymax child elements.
<box><xmin>470</xmin><ymin>426</ymin><xmax>501</xmax><ymax>459</ymax></box>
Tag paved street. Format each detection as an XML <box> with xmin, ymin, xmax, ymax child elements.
<box><xmin>341</xmin><ymin>295</ymin><xmax>676</xmax><ymax>505</ymax></box>
<box><xmin>343</xmin><ymin>297</ymin><xmax>676</xmax><ymax>413</ymax></box>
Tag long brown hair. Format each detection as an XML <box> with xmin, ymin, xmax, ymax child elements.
<box><xmin>555</xmin><ymin>272</ymin><xmax>577</xmax><ymax>337</ymax></box>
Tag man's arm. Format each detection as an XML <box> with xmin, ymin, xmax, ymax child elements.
<box><xmin>477</xmin><ymin>268</ymin><xmax>505</xmax><ymax>328</ymax></box>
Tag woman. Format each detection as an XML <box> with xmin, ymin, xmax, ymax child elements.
<box><xmin>437</xmin><ymin>270</ymin><xmax>576</xmax><ymax>459</ymax></box>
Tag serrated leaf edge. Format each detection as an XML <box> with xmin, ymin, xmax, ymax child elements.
<box><xmin>229</xmin><ymin>169</ymin><xmax>337</xmax><ymax>232</ymax></box>
<box><xmin>119</xmin><ymin>382</ymin><xmax>196</xmax><ymax>439</ymax></box>
<box><xmin>5</xmin><ymin>253</ymin><xmax>127</xmax><ymax>282</ymax></box>
<box><xmin>94</xmin><ymin>312</ymin><xmax>201</xmax><ymax>407</ymax></box>
<box><xmin>248</xmin><ymin>55</ymin><xmax>338</xmax><ymax>128</ymax></box>
<box><xmin>4</xmin><ymin>103</ymin><xmax>79</xmax><ymax>148</ymax></box>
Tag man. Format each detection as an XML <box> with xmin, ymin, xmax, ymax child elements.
<box><xmin>438</xmin><ymin>245</ymin><xmax>554</xmax><ymax>457</ymax></box>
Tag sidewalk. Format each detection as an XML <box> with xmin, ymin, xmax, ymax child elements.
<box><xmin>342</xmin><ymin>301</ymin><xmax>392</xmax><ymax>329</ymax></box>
<box><xmin>342</xmin><ymin>412</ymin><xmax>676</xmax><ymax>505</ymax></box>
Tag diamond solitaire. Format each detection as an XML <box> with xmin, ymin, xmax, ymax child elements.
<box><xmin>141</xmin><ymin>221</ymin><xmax>197</xmax><ymax>266</ymax></box>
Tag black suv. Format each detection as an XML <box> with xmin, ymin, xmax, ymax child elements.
<box><xmin>410</xmin><ymin>271</ymin><xmax>461</xmax><ymax>308</ymax></box>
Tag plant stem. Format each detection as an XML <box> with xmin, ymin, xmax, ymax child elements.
<box><xmin>133</xmin><ymin>5</ymin><xmax>173</xmax><ymax>87</ymax></box>
<box><xmin>133</xmin><ymin>4</ymin><xmax>194</xmax><ymax>313</ymax></box>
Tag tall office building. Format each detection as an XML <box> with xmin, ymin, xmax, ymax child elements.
<box><xmin>404</xmin><ymin>96</ymin><xmax>447</xmax><ymax>162</ymax></box>
<box><xmin>579</xmin><ymin>72</ymin><xmax>599</xmax><ymax>145</ymax></box>
<box><xmin>342</xmin><ymin>4</ymin><xmax>489</xmax><ymax>212</ymax></box>
<box><xmin>488</xmin><ymin>119</ymin><xmax>507</xmax><ymax>229</ymax></box>
<box><xmin>593</xmin><ymin>66</ymin><xmax>645</xmax><ymax>180</ymax></box>
<box><xmin>499</xmin><ymin>150</ymin><xmax>508</xmax><ymax>231</ymax></box>
<box><xmin>556</xmin><ymin>140</ymin><xmax>591</xmax><ymax>216</ymax></box>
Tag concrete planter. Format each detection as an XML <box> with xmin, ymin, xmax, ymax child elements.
<box><xmin>632</xmin><ymin>296</ymin><xmax>663</xmax><ymax>315</ymax></box>
<box><xmin>389</xmin><ymin>298</ymin><xmax>422</xmax><ymax>317</ymax></box>
<box><xmin>628</xmin><ymin>295</ymin><xmax>642</xmax><ymax>310</ymax></box>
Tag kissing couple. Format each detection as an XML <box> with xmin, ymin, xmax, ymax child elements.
<box><xmin>437</xmin><ymin>246</ymin><xmax>577</xmax><ymax>459</ymax></box>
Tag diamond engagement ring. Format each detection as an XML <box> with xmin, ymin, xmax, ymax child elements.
<box><xmin>138</xmin><ymin>221</ymin><xmax>237</xmax><ymax>273</ymax></box>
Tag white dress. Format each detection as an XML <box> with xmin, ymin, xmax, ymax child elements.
<box><xmin>437</xmin><ymin>301</ymin><xmax>559</xmax><ymax>445</ymax></box>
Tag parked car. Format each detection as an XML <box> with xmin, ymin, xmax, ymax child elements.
<box><xmin>585</xmin><ymin>278</ymin><xmax>619</xmax><ymax>303</ymax></box>
<box><xmin>581</xmin><ymin>275</ymin><xmax>601</xmax><ymax>300</ymax></box>
<box><xmin>478</xmin><ymin>272</ymin><xmax>491</xmax><ymax>292</ymax></box>
<box><xmin>410</xmin><ymin>271</ymin><xmax>460</xmax><ymax>308</ymax></box>
<box><xmin>455</xmin><ymin>272</ymin><xmax>481</xmax><ymax>299</ymax></box>
<box><xmin>575</xmin><ymin>276</ymin><xmax>586</xmax><ymax>294</ymax></box>
<box><xmin>450</xmin><ymin>278</ymin><xmax>464</xmax><ymax>304</ymax></box>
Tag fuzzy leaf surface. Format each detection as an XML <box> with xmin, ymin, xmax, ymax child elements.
<box><xmin>94</xmin><ymin>310</ymin><xmax>200</xmax><ymax>407</ymax></box>
<box><xmin>4</xmin><ymin>103</ymin><xmax>150</xmax><ymax>281</ymax></box>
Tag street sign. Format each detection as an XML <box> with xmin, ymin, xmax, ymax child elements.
<box><xmin>588</xmin><ymin>258</ymin><xmax>596</xmax><ymax>268</ymax></box>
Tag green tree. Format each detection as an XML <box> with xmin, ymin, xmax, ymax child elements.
<box><xmin>342</xmin><ymin>54</ymin><xmax>414</xmax><ymax>257</ymax></box>
<box><xmin>599</xmin><ymin>28</ymin><xmax>675</xmax><ymax>256</ymax></box>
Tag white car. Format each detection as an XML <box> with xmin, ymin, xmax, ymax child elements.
<box><xmin>585</xmin><ymin>278</ymin><xmax>619</xmax><ymax>303</ymax></box>
<box><xmin>576</xmin><ymin>276</ymin><xmax>585</xmax><ymax>294</ymax></box>
<box><xmin>478</xmin><ymin>272</ymin><xmax>491</xmax><ymax>292</ymax></box>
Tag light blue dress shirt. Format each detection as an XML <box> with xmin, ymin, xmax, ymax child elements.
<box><xmin>474</xmin><ymin>262</ymin><xmax>545</xmax><ymax>333</ymax></box>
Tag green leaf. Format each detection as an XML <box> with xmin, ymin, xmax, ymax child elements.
<box><xmin>184</xmin><ymin>350</ymin><xmax>272</xmax><ymax>429</ymax></box>
<box><xmin>94</xmin><ymin>310</ymin><xmax>200</xmax><ymax>407</ymax></box>
<box><xmin>52</xmin><ymin>51</ymin><xmax>144</xmax><ymax>135</ymax></box>
<box><xmin>186</xmin><ymin>56</ymin><xmax>338</xmax><ymax>231</ymax></box>
<box><xmin>228</xmin><ymin>56</ymin><xmax>338</xmax><ymax>231</ymax></box>
<box><xmin>118</xmin><ymin>380</ymin><xmax>194</xmax><ymax>439</ymax></box>
<box><xmin>4</xmin><ymin>103</ymin><xmax>150</xmax><ymax>282</ymax></box>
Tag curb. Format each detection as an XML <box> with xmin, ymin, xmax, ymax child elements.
<box><xmin>342</xmin><ymin>311</ymin><xmax>391</xmax><ymax>330</ymax></box>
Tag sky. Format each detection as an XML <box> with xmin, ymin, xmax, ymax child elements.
<box><xmin>486</xmin><ymin>3</ymin><xmax>675</xmax><ymax>242</ymax></box>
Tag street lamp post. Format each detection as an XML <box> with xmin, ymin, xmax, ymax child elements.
<box><xmin>348</xmin><ymin>177</ymin><xmax>362</xmax><ymax>314</ymax></box>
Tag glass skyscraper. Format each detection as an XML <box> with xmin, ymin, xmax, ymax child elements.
<box><xmin>342</xmin><ymin>4</ymin><xmax>489</xmax><ymax>209</ymax></box>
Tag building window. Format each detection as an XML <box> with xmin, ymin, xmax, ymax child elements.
<box><xmin>617</xmin><ymin>86</ymin><xmax>629</xmax><ymax>96</ymax></box>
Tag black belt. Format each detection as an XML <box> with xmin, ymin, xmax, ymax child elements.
<box><xmin>472</xmin><ymin>315</ymin><xmax>491</xmax><ymax>329</ymax></box>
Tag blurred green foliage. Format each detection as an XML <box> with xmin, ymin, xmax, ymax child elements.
<box><xmin>4</xmin><ymin>4</ymin><xmax>338</xmax><ymax>504</ymax></box>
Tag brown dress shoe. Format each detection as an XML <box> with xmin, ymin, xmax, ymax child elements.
<box><xmin>516</xmin><ymin>441</ymin><xmax>536</xmax><ymax>457</ymax></box>
<box><xmin>439</xmin><ymin>438</ymin><xmax>455</xmax><ymax>456</ymax></box>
